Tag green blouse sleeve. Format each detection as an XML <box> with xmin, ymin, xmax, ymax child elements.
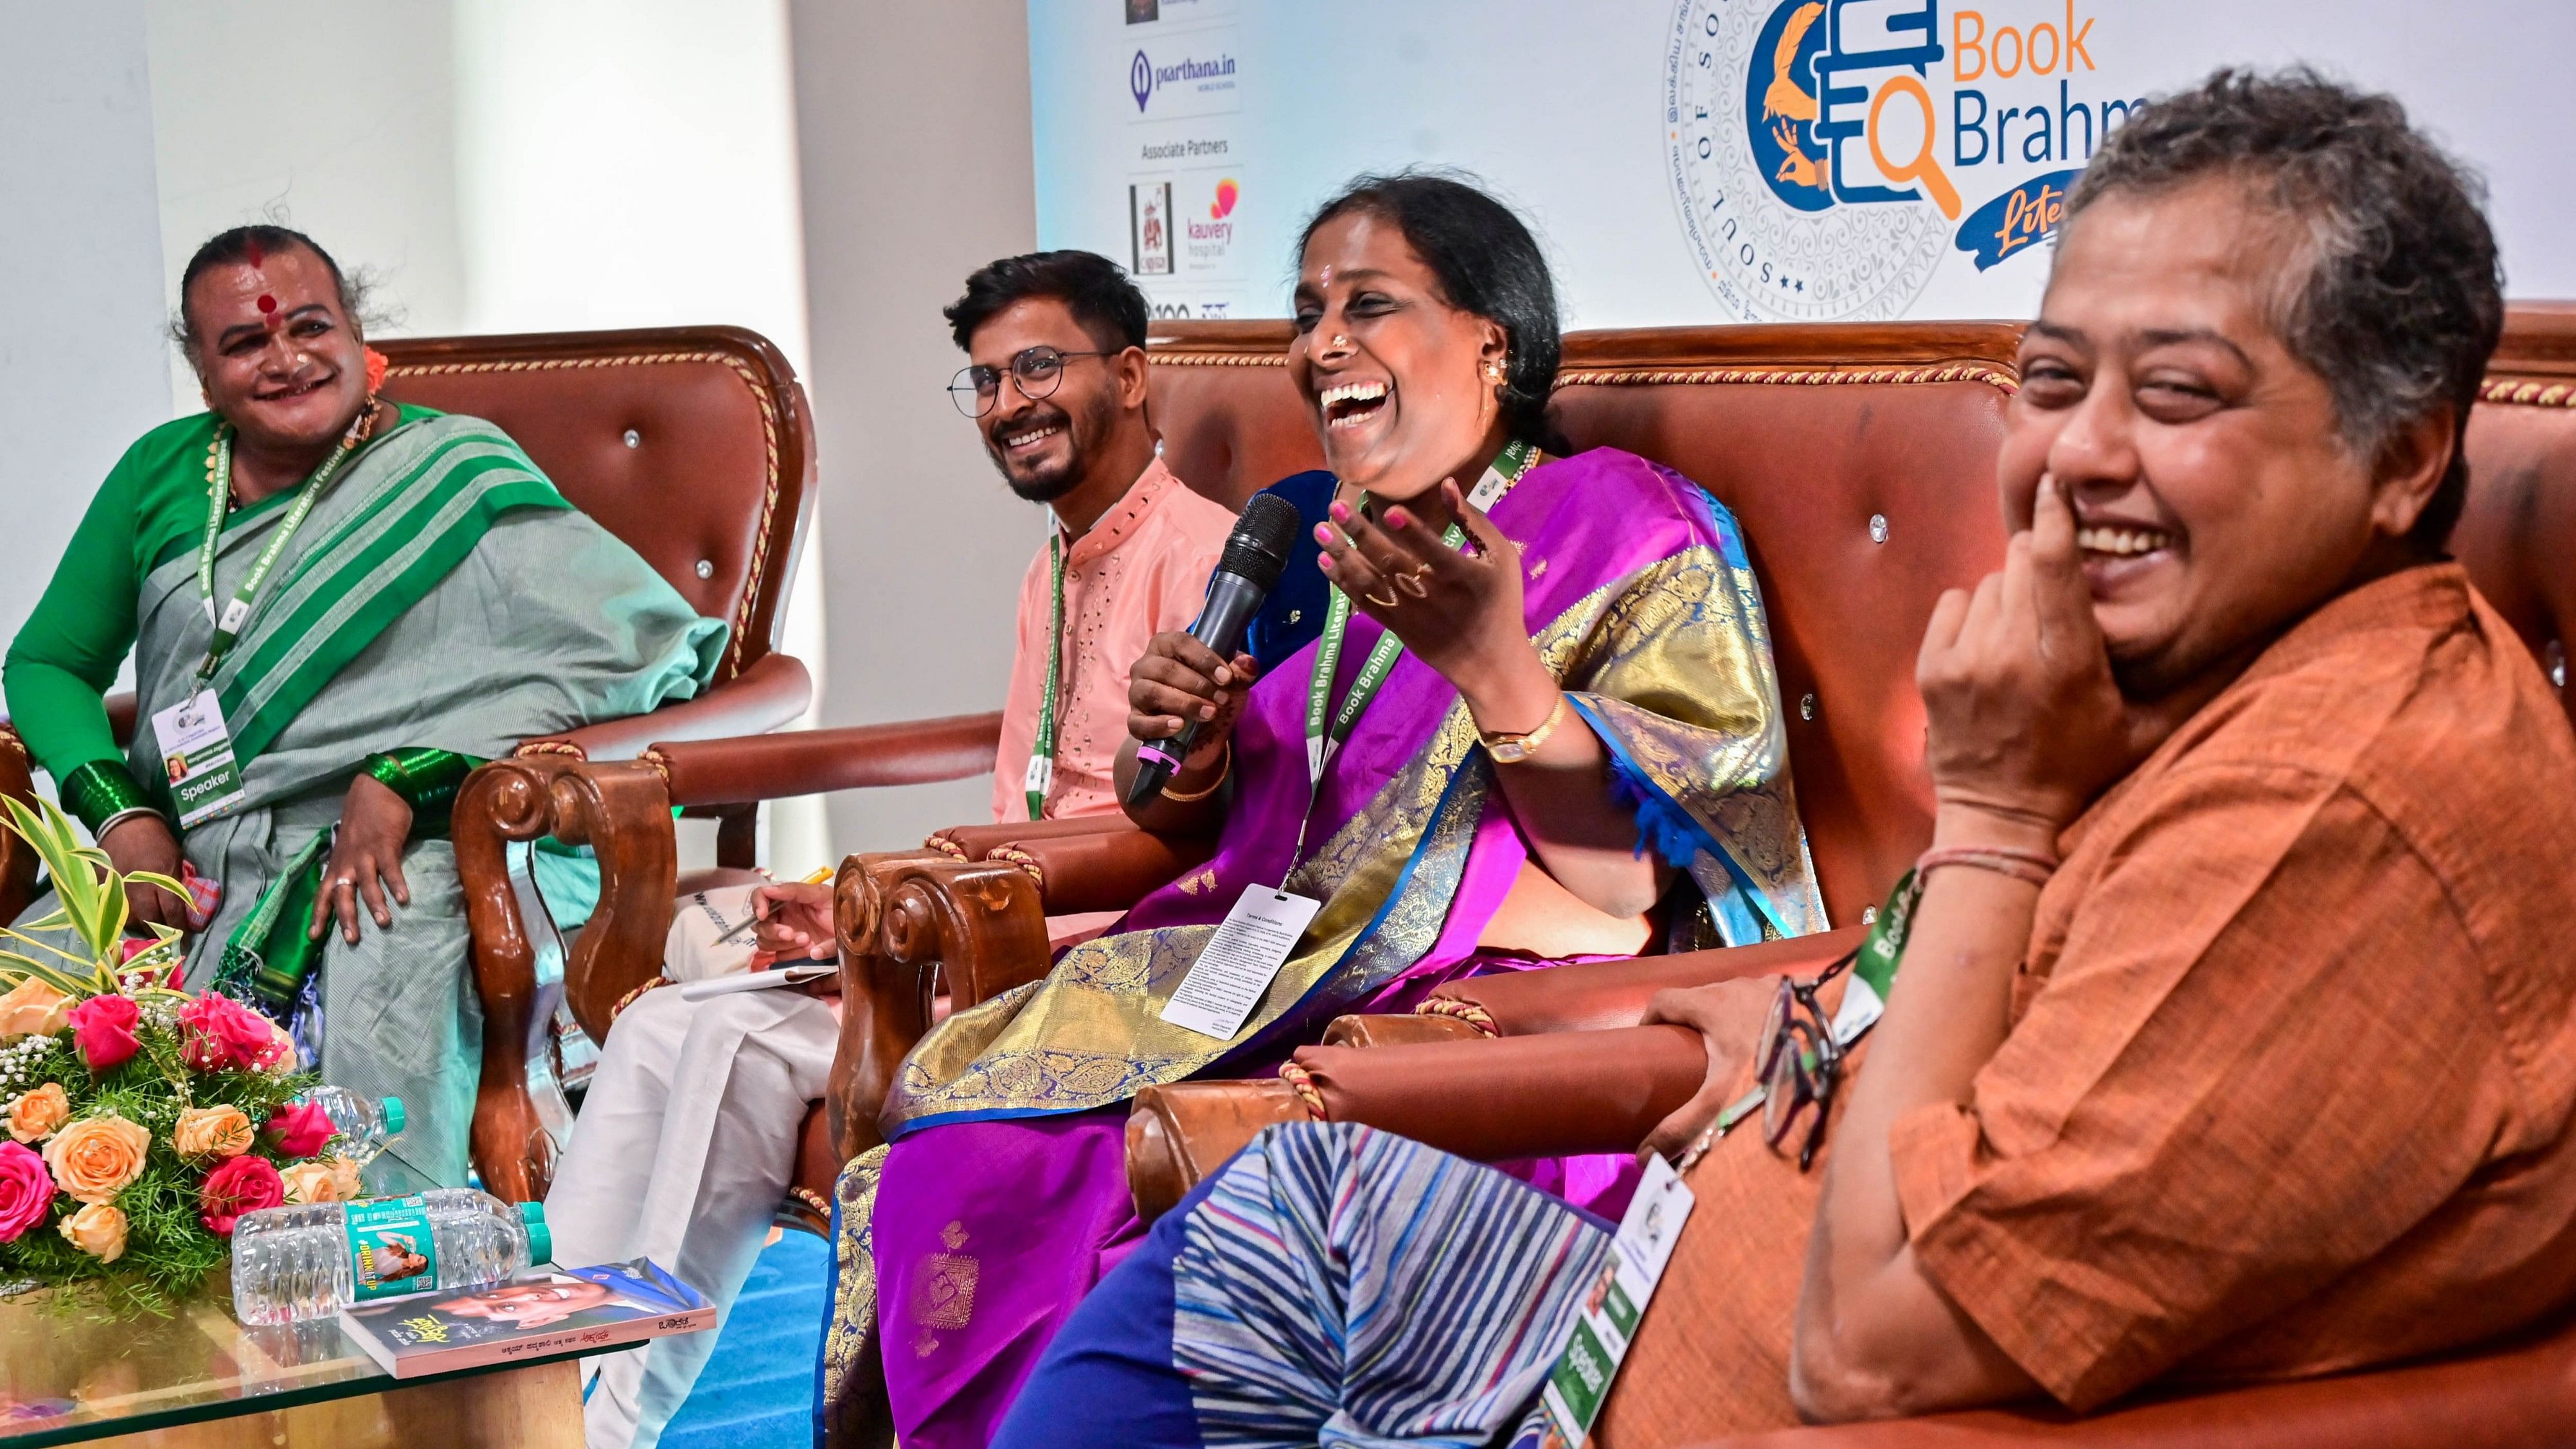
<box><xmin>4</xmin><ymin>451</ymin><xmax>144</xmax><ymax>792</ymax></box>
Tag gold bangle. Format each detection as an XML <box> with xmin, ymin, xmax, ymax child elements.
<box><xmin>1478</xmin><ymin>692</ymin><xmax>1568</xmax><ymax>765</ymax></box>
<box><xmin>1159</xmin><ymin>740</ymin><xmax>1231</xmax><ymax>801</ymax></box>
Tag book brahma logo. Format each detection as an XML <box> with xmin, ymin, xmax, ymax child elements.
<box><xmin>1668</xmin><ymin>0</ymin><xmax>2135</xmax><ymax>319</ymax></box>
<box><xmin>1667</xmin><ymin>0</ymin><xmax>1954</xmax><ymax>321</ymax></box>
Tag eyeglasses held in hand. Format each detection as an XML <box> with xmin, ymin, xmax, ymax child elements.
<box><xmin>1754</xmin><ymin>947</ymin><xmax>1857</xmax><ymax>1171</ymax></box>
<box><xmin>949</xmin><ymin>346</ymin><xmax>1117</xmax><ymax>418</ymax></box>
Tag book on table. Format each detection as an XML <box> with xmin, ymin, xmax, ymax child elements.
<box><xmin>337</xmin><ymin>1258</ymin><xmax>713</xmax><ymax>1378</ymax></box>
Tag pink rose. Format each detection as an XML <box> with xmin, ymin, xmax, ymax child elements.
<box><xmin>0</xmin><ymin>1142</ymin><xmax>55</xmax><ymax>1243</ymax></box>
<box><xmin>67</xmin><ymin>995</ymin><xmax>140</xmax><ymax>1072</ymax></box>
<box><xmin>265</xmin><ymin>1099</ymin><xmax>333</xmax><ymax>1159</ymax></box>
<box><xmin>178</xmin><ymin>995</ymin><xmax>285</xmax><ymax>1074</ymax></box>
<box><xmin>198</xmin><ymin>1154</ymin><xmax>283</xmax><ymax>1236</ymax></box>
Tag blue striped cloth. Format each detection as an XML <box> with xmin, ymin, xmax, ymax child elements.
<box><xmin>994</xmin><ymin>1123</ymin><xmax>1611</xmax><ymax>1448</ymax></box>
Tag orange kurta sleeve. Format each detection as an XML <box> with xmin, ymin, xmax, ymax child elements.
<box><xmin>1890</xmin><ymin>771</ymin><xmax>2509</xmax><ymax>1411</ymax></box>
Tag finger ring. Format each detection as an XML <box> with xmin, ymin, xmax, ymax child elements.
<box><xmin>1395</xmin><ymin>564</ymin><xmax>1433</xmax><ymax>599</ymax></box>
<box><xmin>334</xmin><ymin>876</ymin><xmax>356</xmax><ymax>891</ymax></box>
<box><xmin>1362</xmin><ymin>586</ymin><xmax>1400</xmax><ymax>610</ymax></box>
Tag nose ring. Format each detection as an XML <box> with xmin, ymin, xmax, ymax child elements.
<box><xmin>1330</xmin><ymin>334</ymin><xmax>1352</xmax><ymax>351</ymax></box>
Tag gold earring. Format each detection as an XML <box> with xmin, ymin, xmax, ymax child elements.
<box><xmin>1486</xmin><ymin>359</ymin><xmax>1507</xmax><ymax>382</ymax></box>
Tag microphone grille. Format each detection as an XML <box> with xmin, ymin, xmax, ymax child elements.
<box><xmin>1219</xmin><ymin>491</ymin><xmax>1303</xmax><ymax>591</ymax></box>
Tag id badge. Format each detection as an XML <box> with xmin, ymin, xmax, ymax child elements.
<box><xmin>1534</xmin><ymin>1153</ymin><xmax>1697</xmax><ymax>1445</ymax></box>
<box><xmin>152</xmin><ymin>689</ymin><xmax>247</xmax><ymax>829</ymax></box>
<box><xmin>1160</xmin><ymin>885</ymin><xmax>1321</xmax><ymax>1040</ymax></box>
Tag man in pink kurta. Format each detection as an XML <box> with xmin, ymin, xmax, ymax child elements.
<box><xmin>990</xmin><ymin>451</ymin><xmax>1233</xmax><ymax>822</ymax></box>
<box><xmin>551</xmin><ymin>251</ymin><xmax>1229</xmax><ymax>1449</ymax></box>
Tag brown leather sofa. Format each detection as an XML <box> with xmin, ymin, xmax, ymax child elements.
<box><xmin>0</xmin><ymin>326</ymin><xmax>854</xmax><ymax>1200</ymax></box>
<box><xmin>839</xmin><ymin>314</ymin><xmax>2576</xmax><ymax>1445</ymax></box>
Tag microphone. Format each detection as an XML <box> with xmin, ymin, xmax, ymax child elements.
<box><xmin>1126</xmin><ymin>491</ymin><xmax>1302</xmax><ymax>807</ymax></box>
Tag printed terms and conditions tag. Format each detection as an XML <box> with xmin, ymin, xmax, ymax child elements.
<box><xmin>1536</xmin><ymin>1153</ymin><xmax>1696</xmax><ymax>1446</ymax></box>
<box><xmin>152</xmin><ymin>689</ymin><xmax>247</xmax><ymax>829</ymax></box>
<box><xmin>1160</xmin><ymin>885</ymin><xmax>1321</xmax><ymax>1040</ymax></box>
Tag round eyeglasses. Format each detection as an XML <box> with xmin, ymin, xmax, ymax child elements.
<box><xmin>949</xmin><ymin>346</ymin><xmax>1116</xmax><ymax>418</ymax></box>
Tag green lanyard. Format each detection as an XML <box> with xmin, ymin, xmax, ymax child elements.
<box><xmin>1025</xmin><ymin>532</ymin><xmax>1068</xmax><ymax>819</ymax></box>
<box><xmin>1289</xmin><ymin>440</ymin><xmax>1537</xmax><ymax>867</ymax></box>
<box><xmin>195</xmin><ymin>422</ymin><xmax>362</xmax><ymax>686</ymax></box>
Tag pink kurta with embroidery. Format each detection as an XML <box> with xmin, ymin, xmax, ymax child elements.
<box><xmin>988</xmin><ymin>456</ymin><xmax>1235</xmax><ymax>824</ymax></box>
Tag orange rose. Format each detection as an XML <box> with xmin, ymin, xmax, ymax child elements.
<box><xmin>280</xmin><ymin>1160</ymin><xmax>353</xmax><ymax>1205</ymax></box>
<box><xmin>325</xmin><ymin>1154</ymin><xmax>362</xmax><ymax>1201</ymax></box>
<box><xmin>57</xmin><ymin>1202</ymin><xmax>126</xmax><ymax>1263</ymax></box>
<box><xmin>172</xmin><ymin>1105</ymin><xmax>255</xmax><ymax>1160</ymax></box>
<box><xmin>42</xmin><ymin>1114</ymin><xmax>149</xmax><ymax>1204</ymax></box>
<box><xmin>5</xmin><ymin>1083</ymin><xmax>70</xmax><ymax>1143</ymax></box>
<box><xmin>0</xmin><ymin>977</ymin><xmax>71</xmax><ymax>1038</ymax></box>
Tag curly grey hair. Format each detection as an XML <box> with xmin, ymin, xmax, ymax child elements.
<box><xmin>2062</xmin><ymin>67</ymin><xmax>2503</xmax><ymax>551</ymax></box>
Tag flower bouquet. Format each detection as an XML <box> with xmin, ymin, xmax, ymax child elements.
<box><xmin>0</xmin><ymin>796</ymin><xmax>356</xmax><ymax>1315</ymax></box>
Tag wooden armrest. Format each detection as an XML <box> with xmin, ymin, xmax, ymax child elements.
<box><xmin>990</xmin><ymin>824</ymin><xmax>1217</xmax><ymax>915</ymax></box>
<box><xmin>1417</xmin><ymin>925</ymin><xmax>1870</xmax><ymax>1037</ymax></box>
<box><xmin>453</xmin><ymin>755</ymin><xmax>678</xmax><ymax>1200</ymax></box>
<box><xmin>827</xmin><ymin>852</ymin><xmax>1049</xmax><ymax>1160</ymax></box>
<box><xmin>925</xmin><ymin>813</ymin><xmax>1134</xmax><ymax>861</ymax></box>
<box><xmin>1127</xmin><ymin>1080</ymin><xmax>1313</xmax><ymax>1222</ymax></box>
<box><xmin>647</xmin><ymin>710</ymin><xmax>1003</xmax><ymax>808</ymax></box>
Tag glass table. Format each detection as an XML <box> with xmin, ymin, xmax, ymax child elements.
<box><xmin>0</xmin><ymin>1275</ymin><xmax>584</xmax><ymax>1448</ymax></box>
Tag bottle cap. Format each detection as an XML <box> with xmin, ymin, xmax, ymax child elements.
<box><xmin>526</xmin><ymin>1219</ymin><xmax>553</xmax><ymax>1264</ymax></box>
<box><xmin>518</xmin><ymin>1200</ymin><xmax>546</xmax><ymax>1225</ymax></box>
<box><xmin>380</xmin><ymin>1097</ymin><xmax>406</xmax><ymax>1135</ymax></box>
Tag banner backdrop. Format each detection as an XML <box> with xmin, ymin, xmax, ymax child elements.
<box><xmin>1030</xmin><ymin>0</ymin><xmax>2576</xmax><ymax>327</ymax></box>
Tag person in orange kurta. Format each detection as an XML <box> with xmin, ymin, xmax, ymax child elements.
<box><xmin>990</xmin><ymin>70</ymin><xmax>2576</xmax><ymax>1445</ymax></box>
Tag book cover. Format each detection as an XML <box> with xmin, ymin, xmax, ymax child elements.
<box><xmin>337</xmin><ymin>1258</ymin><xmax>714</xmax><ymax>1379</ymax></box>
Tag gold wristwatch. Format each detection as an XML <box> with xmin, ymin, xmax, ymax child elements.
<box><xmin>1478</xmin><ymin>693</ymin><xmax>1567</xmax><ymax>765</ymax></box>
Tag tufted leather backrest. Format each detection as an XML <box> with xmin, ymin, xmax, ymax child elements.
<box><xmin>1146</xmin><ymin>321</ymin><xmax>2017</xmax><ymax>924</ymax></box>
<box><xmin>375</xmin><ymin>326</ymin><xmax>816</xmax><ymax>682</ymax></box>
<box><xmin>2457</xmin><ymin>308</ymin><xmax>2576</xmax><ymax>734</ymax></box>
<box><xmin>1145</xmin><ymin>310</ymin><xmax>2576</xmax><ymax>927</ymax></box>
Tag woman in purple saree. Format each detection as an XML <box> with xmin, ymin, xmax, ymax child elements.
<box><xmin>816</xmin><ymin>174</ymin><xmax>1827</xmax><ymax>1446</ymax></box>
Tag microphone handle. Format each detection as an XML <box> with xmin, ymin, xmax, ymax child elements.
<box><xmin>1126</xmin><ymin>571</ymin><xmax>1268</xmax><ymax>806</ymax></box>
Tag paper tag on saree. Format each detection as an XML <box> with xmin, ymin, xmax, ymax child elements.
<box><xmin>1160</xmin><ymin>885</ymin><xmax>1320</xmax><ymax>1040</ymax></box>
<box><xmin>1535</xmin><ymin>1153</ymin><xmax>1695</xmax><ymax>1445</ymax></box>
<box><xmin>152</xmin><ymin>689</ymin><xmax>247</xmax><ymax>829</ymax></box>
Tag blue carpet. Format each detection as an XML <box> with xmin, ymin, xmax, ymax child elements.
<box><xmin>660</xmin><ymin>1228</ymin><xmax>830</xmax><ymax>1449</ymax></box>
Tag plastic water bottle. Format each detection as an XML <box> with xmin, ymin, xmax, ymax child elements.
<box><xmin>230</xmin><ymin>1190</ymin><xmax>553</xmax><ymax>1326</ymax></box>
<box><xmin>299</xmin><ymin>1088</ymin><xmax>406</xmax><ymax>1167</ymax></box>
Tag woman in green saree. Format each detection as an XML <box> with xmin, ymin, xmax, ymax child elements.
<box><xmin>3</xmin><ymin>226</ymin><xmax>725</xmax><ymax>1191</ymax></box>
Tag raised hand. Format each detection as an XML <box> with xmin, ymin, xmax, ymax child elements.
<box><xmin>1916</xmin><ymin>475</ymin><xmax>2145</xmax><ymax>845</ymax></box>
<box><xmin>1315</xmin><ymin>477</ymin><xmax>1528</xmax><ymax>689</ymax></box>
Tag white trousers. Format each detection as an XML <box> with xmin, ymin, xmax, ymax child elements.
<box><xmin>545</xmin><ymin>886</ymin><xmax>839</xmax><ymax>1449</ymax></box>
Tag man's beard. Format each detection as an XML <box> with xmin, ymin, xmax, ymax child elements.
<box><xmin>987</xmin><ymin>400</ymin><xmax>1095</xmax><ymax>503</ymax></box>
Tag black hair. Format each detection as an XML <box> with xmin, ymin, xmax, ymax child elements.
<box><xmin>1298</xmin><ymin>171</ymin><xmax>1567</xmax><ymax>452</ymax></box>
<box><xmin>172</xmin><ymin>224</ymin><xmax>370</xmax><ymax>354</ymax></box>
<box><xmin>945</xmin><ymin>250</ymin><xmax>1150</xmax><ymax>354</ymax></box>
<box><xmin>2062</xmin><ymin>68</ymin><xmax>2503</xmax><ymax>552</ymax></box>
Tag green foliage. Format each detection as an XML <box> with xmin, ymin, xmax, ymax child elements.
<box><xmin>0</xmin><ymin>795</ymin><xmax>322</xmax><ymax>1317</ymax></box>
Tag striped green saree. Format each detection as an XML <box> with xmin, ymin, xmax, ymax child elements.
<box><xmin>14</xmin><ymin>409</ymin><xmax>724</xmax><ymax>1190</ymax></box>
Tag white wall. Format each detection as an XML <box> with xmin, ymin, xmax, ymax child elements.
<box><xmin>790</xmin><ymin>0</ymin><xmax>1040</xmax><ymax>851</ymax></box>
<box><xmin>145</xmin><ymin>0</ymin><xmax>466</xmax><ymax>405</ymax></box>
<box><xmin>0</xmin><ymin>1</ymin><xmax>172</xmax><ymax>641</ymax></box>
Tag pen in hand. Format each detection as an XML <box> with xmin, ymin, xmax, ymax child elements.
<box><xmin>711</xmin><ymin>865</ymin><xmax>835</xmax><ymax>946</ymax></box>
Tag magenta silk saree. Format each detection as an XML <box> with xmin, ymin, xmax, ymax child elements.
<box><xmin>815</xmin><ymin>447</ymin><xmax>1826</xmax><ymax>1445</ymax></box>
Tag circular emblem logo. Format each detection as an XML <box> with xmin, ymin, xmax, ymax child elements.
<box><xmin>1666</xmin><ymin>0</ymin><xmax>1949</xmax><ymax>321</ymax></box>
